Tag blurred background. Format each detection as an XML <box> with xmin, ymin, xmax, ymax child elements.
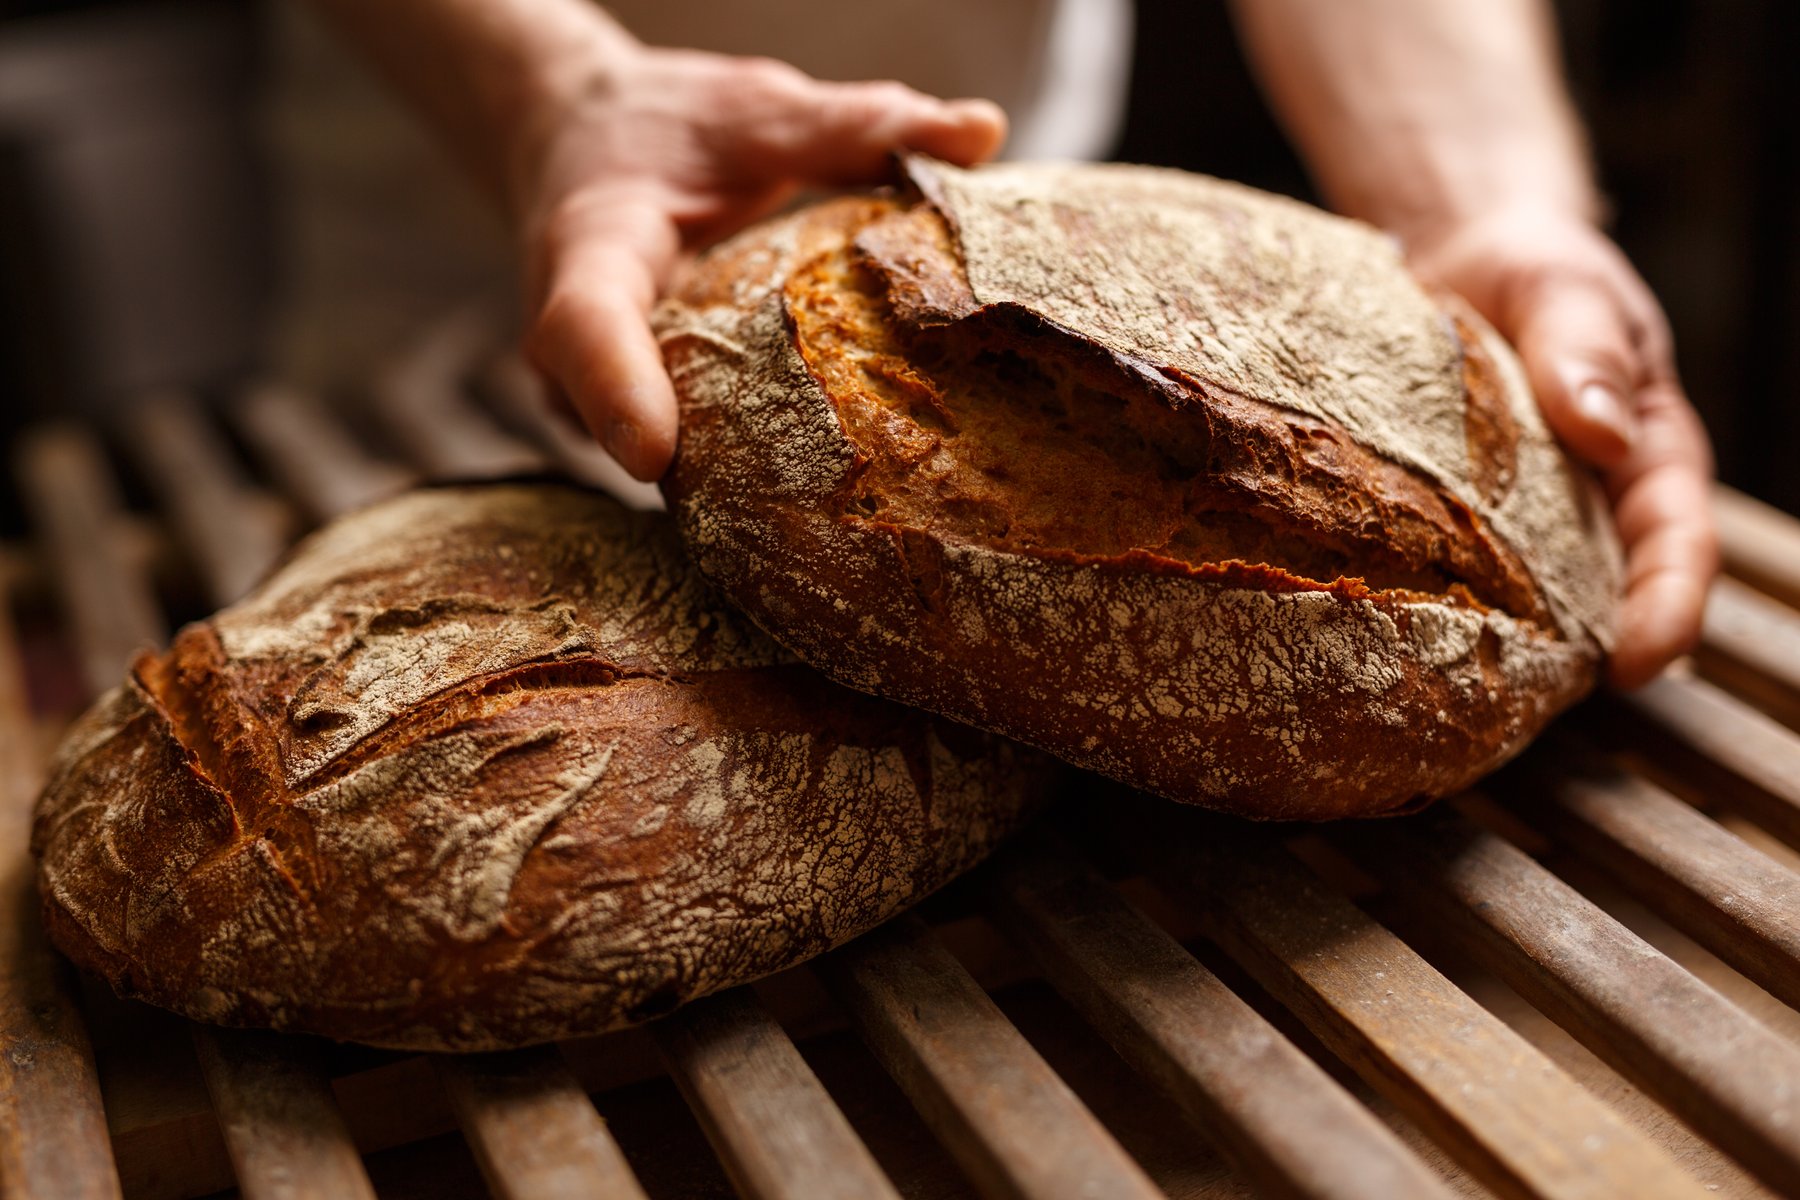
<box><xmin>0</xmin><ymin>0</ymin><xmax>1795</xmax><ymax>524</ymax></box>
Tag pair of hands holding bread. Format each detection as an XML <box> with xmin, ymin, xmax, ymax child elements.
<box><xmin>308</xmin><ymin>0</ymin><xmax>1717</xmax><ymax>691</ymax></box>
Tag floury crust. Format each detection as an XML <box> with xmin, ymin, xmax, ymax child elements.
<box><xmin>32</xmin><ymin>483</ymin><xmax>1048</xmax><ymax>1050</ymax></box>
<box><xmin>657</xmin><ymin>157</ymin><xmax>1621</xmax><ymax>819</ymax></box>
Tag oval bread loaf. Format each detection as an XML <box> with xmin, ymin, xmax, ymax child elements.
<box><xmin>32</xmin><ymin>482</ymin><xmax>1048</xmax><ymax>1051</ymax></box>
<box><xmin>657</xmin><ymin>156</ymin><xmax>1623</xmax><ymax>820</ymax></box>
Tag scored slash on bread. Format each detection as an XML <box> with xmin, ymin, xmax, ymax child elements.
<box><xmin>657</xmin><ymin>156</ymin><xmax>1622</xmax><ymax>819</ymax></box>
<box><xmin>31</xmin><ymin>484</ymin><xmax>1049</xmax><ymax>1050</ymax></box>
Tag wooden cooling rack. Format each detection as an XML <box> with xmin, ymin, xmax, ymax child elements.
<box><xmin>3</xmin><ymin>312</ymin><xmax>1800</xmax><ymax>1200</ymax></box>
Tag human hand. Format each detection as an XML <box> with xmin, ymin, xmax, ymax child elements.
<box><xmin>512</xmin><ymin>44</ymin><xmax>1006</xmax><ymax>481</ymax></box>
<box><xmin>1407</xmin><ymin>208</ymin><xmax>1719</xmax><ymax>688</ymax></box>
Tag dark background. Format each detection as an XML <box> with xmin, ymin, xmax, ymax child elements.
<box><xmin>2</xmin><ymin>0</ymin><xmax>1797</xmax><ymax>515</ymax></box>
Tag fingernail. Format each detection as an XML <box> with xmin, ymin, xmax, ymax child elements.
<box><xmin>603</xmin><ymin>418</ymin><xmax>643</xmax><ymax>470</ymax></box>
<box><xmin>1576</xmin><ymin>382</ymin><xmax>1637</xmax><ymax>447</ymax></box>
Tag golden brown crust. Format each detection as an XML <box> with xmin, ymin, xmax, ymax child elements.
<box><xmin>656</xmin><ymin>159</ymin><xmax>1622</xmax><ymax>819</ymax></box>
<box><xmin>31</xmin><ymin>483</ymin><xmax>1049</xmax><ymax>1050</ymax></box>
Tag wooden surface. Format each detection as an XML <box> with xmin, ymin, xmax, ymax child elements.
<box><xmin>1118</xmin><ymin>806</ymin><xmax>1713</xmax><ymax>1200</ymax></box>
<box><xmin>1699</xmin><ymin>576</ymin><xmax>1800</xmax><ymax>726</ymax></box>
<box><xmin>233</xmin><ymin>383</ymin><xmax>415</xmax><ymax>523</ymax></box>
<box><xmin>0</xmin><ymin>564</ymin><xmax>121</xmax><ymax>1200</ymax></box>
<box><xmin>1516</xmin><ymin>744</ymin><xmax>1800</xmax><ymax>1015</ymax></box>
<box><xmin>1593</xmin><ymin>674</ymin><xmax>1800</xmax><ymax>852</ymax></box>
<box><xmin>120</xmin><ymin>393</ymin><xmax>288</xmax><ymax>606</ymax></box>
<box><xmin>819</xmin><ymin>915</ymin><xmax>1163</xmax><ymax>1200</ymax></box>
<box><xmin>5</xmin><ymin>380</ymin><xmax>1800</xmax><ymax>1200</ymax></box>
<box><xmin>1714</xmin><ymin>484</ymin><xmax>1800</xmax><ymax>610</ymax></box>
<box><xmin>190</xmin><ymin>1029</ymin><xmax>377</xmax><ymax>1200</ymax></box>
<box><xmin>13</xmin><ymin>426</ymin><xmax>166</xmax><ymax>695</ymax></box>
<box><xmin>1333</xmin><ymin>806</ymin><xmax>1800</xmax><ymax>1196</ymax></box>
<box><xmin>435</xmin><ymin>1046</ymin><xmax>650</xmax><ymax>1200</ymax></box>
<box><xmin>985</xmin><ymin>832</ymin><xmax>1457</xmax><ymax>1200</ymax></box>
<box><xmin>369</xmin><ymin>307</ymin><xmax>545</xmax><ymax>481</ymax></box>
<box><xmin>654</xmin><ymin>989</ymin><xmax>900</xmax><ymax>1200</ymax></box>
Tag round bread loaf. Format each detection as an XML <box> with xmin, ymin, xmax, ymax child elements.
<box><xmin>657</xmin><ymin>156</ymin><xmax>1622</xmax><ymax>820</ymax></box>
<box><xmin>32</xmin><ymin>483</ymin><xmax>1048</xmax><ymax>1051</ymax></box>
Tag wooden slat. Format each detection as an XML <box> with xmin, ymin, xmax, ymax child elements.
<box><xmin>97</xmin><ymin>913</ymin><xmax>1038</xmax><ymax>1200</ymax></box>
<box><xmin>233</xmin><ymin>383</ymin><xmax>415</xmax><ymax>523</ymax></box>
<box><xmin>120</xmin><ymin>392</ymin><xmax>287</xmax><ymax>605</ymax></box>
<box><xmin>816</xmin><ymin>915</ymin><xmax>1162</xmax><ymax>1200</ymax></box>
<box><xmin>19</xmin><ymin>422</ymin><xmax>379</xmax><ymax>1200</ymax></box>
<box><xmin>13</xmin><ymin>426</ymin><xmax>164</xmax><ymax>695</ymax></box>
<box><xmin>0</xmin><ymin>564</ymin><xmax>121</xmax><ymax>1199</ymax></box>
<box><xmin>435</xmin><ymin>1045</ymin><xmax>649</xmax><ymax>1200</ymax></box>
<box><xmin>371</xmin><ymin>309</ymin><xmax>546</xmax><ymax>481</ymax></box>
<box><xmin>1111</xmin><ymin>806</ymin><xmax>1710</xmax><ymax>1200</ymax></box>
<box><xmin>1512</xmin><ymin>743</ymin><xmax>1800</xmax><ymax>1014</ymax></box>
<box><xmin>985</xmin><ymin>835</ymin><xmax>1456</xmax><ymax>1200</ymax></box>
<box><xmin>473</xmin><ymin>354</ymin><xmax>666</xmax><ymax>510</ymax></box>
<box><xmin>1334</xmin><ymin>805</ymin><xmax>1800</xmax><ymax>1196</ymax></box>
<box><xmin>1591</xmin><ymin>673</ymin><xmax>1800</xmax><ymax>850</ymax></box>
<box><xmin>132</xmin><ymin>397</ymin><xmax>280</xmax><ymax>619</ymax></box>
<box><xmin>653</xmin><ymin>988</ymin><xmax>900</xmax><ymax>1200</ymax></box>
<box><xmin>1699</xmin><ymin>576</ymin><xmax>1800</xmax><ymax>725</ymax></box>
<box><xmin>1714</xmin><ymin>484</ymin><xmax>1800</xmax><ymax>610</ymax></box>
<box><xmin>190</xmin><ymin>1028</ymin><xmax>377</xmax><ymax>1200</ymax></box>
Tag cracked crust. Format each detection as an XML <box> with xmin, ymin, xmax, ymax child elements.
<box><xmin>656</xmin><ymin>158</ymin><xmax>1622</xmax><ymax>819</ymax></box>
<box><xmin>31</xmin><ymin>482</ymin><xmax>1050</xmax><ymax>1050</ymax></box>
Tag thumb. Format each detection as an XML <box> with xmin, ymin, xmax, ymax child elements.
<box><xmin>733</xmin><ymin>72</ymin><xmax>1007</xmax><ymax>184</ymax></box>
<box><xmin>1508</xmin><ymin>277</ymin><xmax>1642</xmax><ymax>468</ymax></box>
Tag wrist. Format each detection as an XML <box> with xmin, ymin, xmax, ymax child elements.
<box><xmin>1392</xmin><ymin>193</ymin><xmax>1606</xmax><ymax>263</ymax></box>
<box><xmin>1343</xmin><ymin>130</ymin><xmax>1604</xmax><ymax>253</ymax></box>
<box><xmin>303</xmin><ymin>0</ymin><xmax>641</xmax><ymax>219</ymax></box>
<box><xmin>507</xmin><ymin>22</ymin><xmax>642</xmax><ymax>221</ymax></box>
<box><xmin>1397</xmin><ymin>195</ymin><xmax>1606</xmax><ymax>277</ymax></box>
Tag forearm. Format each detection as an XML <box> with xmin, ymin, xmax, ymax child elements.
<box><xmin>300</xmin><ymin>0</ymin><xmax>637</xmax><ymax>216</ymax></box>
<box><xmin>1226</xmin><ymin>0</ymin><xmax>1600</xmax><ymax>242</ymax></box>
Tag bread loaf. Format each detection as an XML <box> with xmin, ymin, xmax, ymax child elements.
<box><xmin>657</xmin><ymin>157</ymin><xmax>1622</xmax><ymax>820</ymax></box>
<box><xmin>32</xmin><ymin>483</ymin><xmax>1048</xmax><ymax>1050</ymax></box>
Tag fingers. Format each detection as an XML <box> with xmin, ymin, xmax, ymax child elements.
<box><xmin>721</xmin><ymin>62</ymin><xmax>1007</xmax><ymax>184</ymax></box>
<box><xmin>1606</xmin><ymin>465</ymin><xmax>1716</xmax><ymax>688</ymax></box>
<box><xmin>516</xmin><ymin>52</ymin><xmax>1007</xmax><ymax>481</ymax></box>
<box><xmin>1604</xmin><ymin>382</ymin><xmax>1719</xmax><ymax>689</ymax></box>
<box><xmin>525</xmin><ymin>193</ymin><xmax>682</xmax><ymax>481</ymax></box>
<box><xmin>1508</xmin><ymin>272</ymin><xmax>1646</xmax><ymax>468</ymax></box>
<box><xmin>1470</xmin><ymin>228</ymin><xmax>1713</xmax><ymax>687</ymax></box>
